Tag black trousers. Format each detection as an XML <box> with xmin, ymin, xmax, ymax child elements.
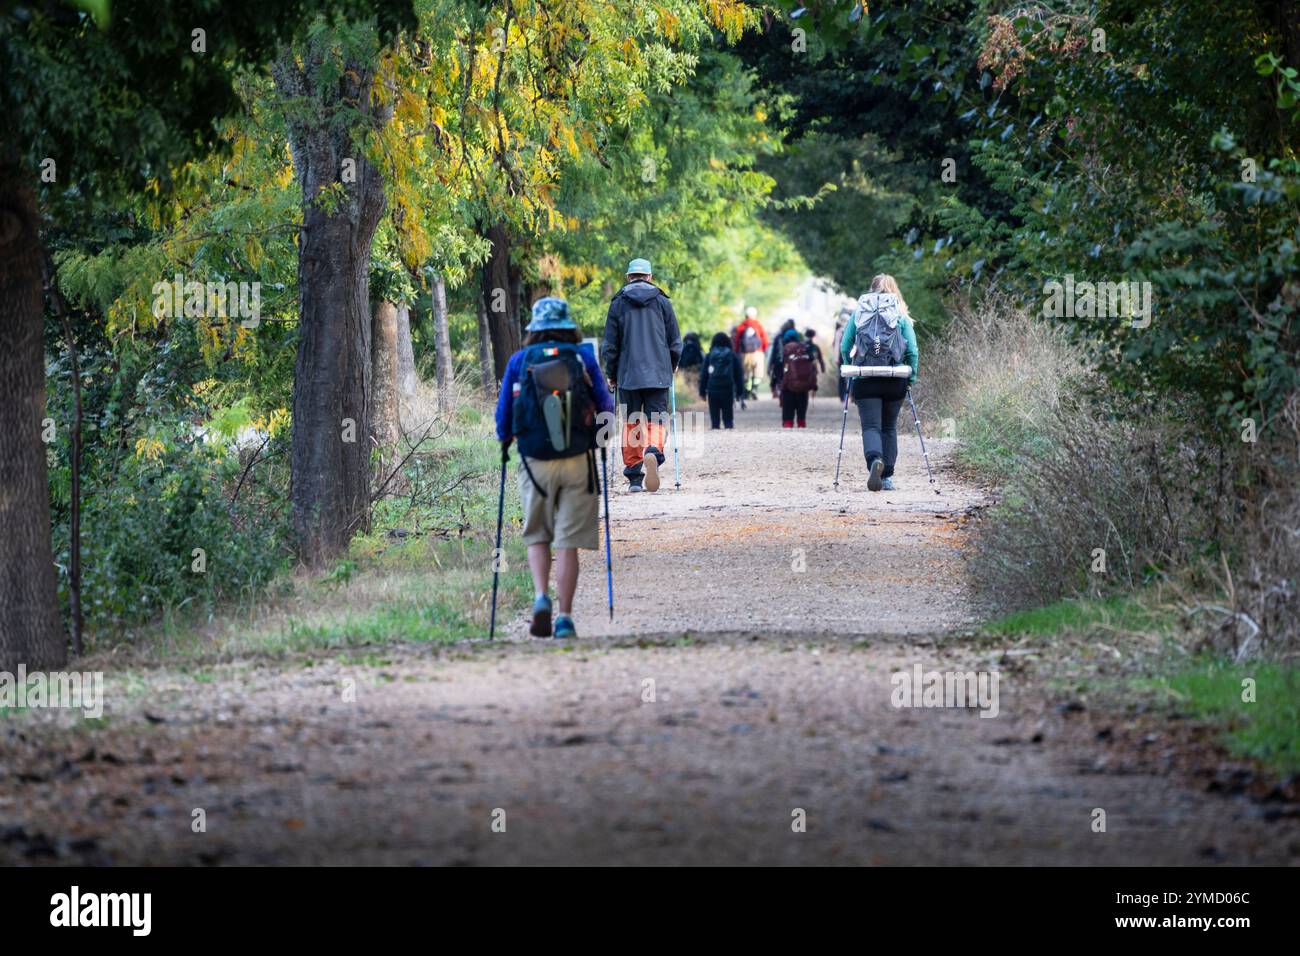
<box><xmin>853</xmin><ymin>377</ymin><xmax>907</xmax><ymax>478</ymax></box>
<box><xmin>780</xmin><ymin>389</ymin><xmax>810</xmax><ymax>425</ymax></box>
<box><xmin>707</xmin><ymin>393</ymin><xmax>735</xmax><ymax>429</ymax></box>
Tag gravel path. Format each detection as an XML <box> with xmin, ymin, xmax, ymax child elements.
<box><xmin>2</xmin><ymin>396</ymin><xmax>1297</xmax><ymax>865</ymax></box>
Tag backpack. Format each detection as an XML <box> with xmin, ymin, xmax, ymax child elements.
<box><xmin>781</xmin><ymin>340</ymin><xmax>817</xmax><ymax>393</ymax></box>
<box><xmin>511</xmin><ymin>342</ymin><xmax>597</xmax><ymax>460</ymax></box>
<box><xmin>680</xmin><ymin>333</ymin><xmax>703</xmax><ymax>368</ymax></box>
<box><xmin>704</xmin><ymin>349</ymin><xmax>737</xmax><ymax>394</ymax></box>
<box><xmin>740</xmin><ymin>324</ymin><xmax>762</xmax><ymax>353</ymax></box>
<box><xmin>851</xmin><ymin>292</ymin><xmax>906</xmax><ymax>368</ymax></box>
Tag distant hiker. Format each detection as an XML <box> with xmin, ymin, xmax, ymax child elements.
<box><xmin>767</xmin><ymin>317</ymin><xmax>796</xmax><ymax>398</ymax></box>
<box><xmin>773</xmin><ymin>327</ymin><xmax>817</xmax><ymax>428</ymax></box>
<box><xmin>804</xmin><ymin>327</ymin><xmax>827</xmax><ymax>378</ymax></box>
<box><xmin>831</xmin><ymin>308</ymin><xmax>852</xmax><ymax>401</ymax></box>
<box><xmin>732</xmin><ymin>306</ymin><xmax>768</xmax><ymax>400</ymax></box>
<box><xmin>679</xmin><ymin>331</ymin><xmax>704</xmax><ymax>392</ymax></box>
<box><xmin>601</xmin><ymin>257</ymin><xmax>682</xmax><ymax>493</ymax></box>
<box><xmin>841</xmin><ymin>274</ymin><xmax>919</xmax><ymax>492</ymax></box>
<box><xmin>698</xmin><ymin>332</ymin><xmax>744</xmax><ymax>429</ymax></box>
<box><xmin>497</xmin><ymin>297</ymin><xmax>615</xmax><ymax>638</ymax></box>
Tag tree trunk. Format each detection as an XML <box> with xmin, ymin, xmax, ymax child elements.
<box><xmin>480</xmin><ymin>222</ymin><xmax>520</xmax><ymax>381</ymax></box>
<box><xmin>395</xmin><ymin>301</ymin><xmax>417</xmax><ymax>400</ymax></box>
<box><xmin>371</xmin><ymin>299</ymin><xmax>401</xmax><ymax>449</ymax></box>
<box><xmin>476</xmin><ymin>291</ymin><xmax>496</xmax><ymax>399</ymax></box>
<box><xmin>431</xmin><ymin>273</ymin><xmax>453</xmax><ymax>407</ymax></box>
<box><xmin>274</xmin><ymin>45</ymin><xmax>390</xmax><ymax>567</ymax></box>
<box><xmin>0</xmin><ymin>160</ymin><xmax>65</xmax><ymax>671</ymax></box>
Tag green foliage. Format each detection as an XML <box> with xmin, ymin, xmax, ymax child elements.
<box><xmin>1147</xmin><ymin>659</ymin><xmax>1300</xmax><ymax>775</ymax></box>
<box><xmin>982</xmin><ymin>593</ymin><xmax>1172</xmax><ymax>639</ymax></box>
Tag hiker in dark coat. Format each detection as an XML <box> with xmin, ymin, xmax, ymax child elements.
<box><xmin>600</xmin><ymin>257</ymin><xmax>682</xmax><ymax>493</ymax></box>
<box><xmin>767</xmin><ymin>318</ymin><xmax>797</xmax><ymax>398</ymax></box>
<box><xmin>678</xmin><ymin>331</ymin><xmax>704</xmax><ymax>393</ymax></box>
<box><xmin>698</xmin><ymin>332</ymin><xmax>744</xmax><ymax>429</ymax></box>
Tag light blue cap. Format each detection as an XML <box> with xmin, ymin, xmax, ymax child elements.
<box><xmin>526</xmin><ymin>296</ymin><xmax>577</xmax><ymax>331</ymax></box>
<box><xmin>626</xmin><ymin>258</ymin><xmax>652</xmax><ymax>275</ymax></box>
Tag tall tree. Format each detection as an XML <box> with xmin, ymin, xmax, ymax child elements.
<box><xmin>0</xmin><ymin>0</ymin><xmax>415</xmax><ymax>669</ymax></box>
<box><xmin>273</xmin><ymin>24</ymin><xmax>393</xmax><ymax>564</ymax></box>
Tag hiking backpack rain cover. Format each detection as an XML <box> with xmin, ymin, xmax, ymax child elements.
<box><xmin>851</xmin><ymin>292</ymin><xmax>906</xmax><ymax>367</ymax></box>
<box><xmin>781</xmin><ymin>340</ymin><xmax>817</xmax><ymax>393</ymax></box>
<box><xmin>512</xmin><ymin>342</ymin><xmax>597</xmax><ymax>460</ymax></box>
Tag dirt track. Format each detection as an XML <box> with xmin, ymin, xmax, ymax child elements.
<box><xmin>3</xmin><ymin>396</ymin><xmax>1298</xmax><ymax>865</ymax></box>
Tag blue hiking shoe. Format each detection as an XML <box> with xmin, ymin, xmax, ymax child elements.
<box><xmin>554</xmin><ymin>615</ymin><xmax>577</xmax><ymax>640</ymax></box>
<box><xmin>881</xmin><ymin>477</ymin><xmax>896</xmax><ymax>491</ymax></box>
<box><xmin>530</xmin><ymin>594</ymin><xmax>553</xmax><ymax>638</ymax></box>
<box><xmin>868</xmin><ymin>458</ymin><xmax>884</xmax><ymax>492</ymax></box>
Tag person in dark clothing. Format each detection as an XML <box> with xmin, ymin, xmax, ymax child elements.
<box><xmin>698</xmin><ymin>332</ymin><xmax>744</xmax><ymax>429</ymax></box>
<box><xmin>766</xmin><ymin>318</ymin><xmax>797</xmax><ymax>398</ymax></box>
<box><xmin>804</xmin><ymin>328</ymin><xmax>827</xmax><ymax>377</ymax></box>
<box><xmin>601</xmin><ymin>257</ymin><xmax>682</xmax><ymax>492</ymax></box>
<box><xmin>678</xmin><ymin>331</ymin><xmax>704</xmax><ymax>394</ymax></box>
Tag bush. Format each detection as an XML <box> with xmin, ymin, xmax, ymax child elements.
<box><xmin>920</xmin><ymin>292</ymin><xmax>1084</xmax><ymax>482</ymax></box>
<box><xmin>50</xmin><ymin>429</ymin><xmax>291</xmax><ymax>644</ymax></box>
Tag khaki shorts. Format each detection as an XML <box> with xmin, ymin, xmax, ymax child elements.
<box><xmin>518</xmin><ymin>453</ymin><xmax>600</xmax><ymax>550</ymax></box>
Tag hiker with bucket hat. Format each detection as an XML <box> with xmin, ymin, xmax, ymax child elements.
<box><xmin>600</xmin><ymin>258</ymin><xmax>682</xmax><ymax>493</ymax></box>
<box><xmin>496</xmin><ymin>297</ymin><xmax>615</xmax><ymax>639</ymax></box>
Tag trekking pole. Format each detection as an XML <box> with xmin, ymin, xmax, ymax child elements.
<box><xmin>670</xmin><ymin>383</ymin><xmax>682</xmax><ymax>490</ymax></box>
<box><xmin>601</xmin><ymin>446</ymin><xmax>614</xmax><ymax>621</ymax></box>
<box><xmin>833</xmin><ymin>377</ymin><xmax>851</xmax><ymax>490</ymax></box>
<box><xmin>906</xmin><ymin>388</ymin><xmax>939</xmax><ymax>494</ymax></box>
<box><xmin>489</xmin><ymin>445</ymin><xmax>508</xmax><ymax>639</ymax></box>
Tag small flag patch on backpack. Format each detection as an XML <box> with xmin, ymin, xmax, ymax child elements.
<box><xmin>543</xmin><ymin>347</ymin><xmax>559</xmax><ymax>356</ymax></box>
<box><xmin>512</xmin><ymin>382</ymin><xmax>521</xmax><ymax>396</ymax></box>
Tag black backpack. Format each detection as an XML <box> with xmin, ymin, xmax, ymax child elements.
<box><xmin>511</xmin><ymin>342</ymin><xmax>597</xmax><ymax>460</ymax></box>
<box><xmin>680</xmin><ymin>333</ymin><xmax>703</xmax><ymax>368</ymax></box>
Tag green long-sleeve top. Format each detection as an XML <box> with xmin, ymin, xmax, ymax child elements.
<box><xmin>840</xmin><ymin>312</ymin><xmax>919</xmax><ymax>384</ymax></box>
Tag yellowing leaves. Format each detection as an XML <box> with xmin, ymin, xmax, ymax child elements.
<box><xmin>134</xmin><ymin>437</ymin><xmax>167</xmax><ymax>463</ymax></box>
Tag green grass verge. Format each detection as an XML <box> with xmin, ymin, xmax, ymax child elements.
<box><xmin>1142</xmin><ymin>659</ymin><xmax>1300</xmax><ymax>775</ymax></box>
<box><xmin>981</xmin><ymin>593</ymin><xmax>1175</xmax><ymax>638</ymax></box>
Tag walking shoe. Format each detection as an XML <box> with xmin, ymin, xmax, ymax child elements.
<box><xmin>868</xmin><ymin>458</ymin><xmax>884</xmax><ymax>492</ymax></box>
<box><xmin>554</xmin><ymin>615</ymin><xmax>577</xmax><ymax>640</ymax></box>
<box><xmin>628</xmin><ymin>475</ymin><xmax>644</xmax><ymax>493</ymax></box>
<box><xmin>643</xmin><ymin>446</ymin><xmax>661</xmax><ymax>492</ymax></box>
<box><xmin>530</xmin><ymin>594</ymin><xmax>553</xmax><ymax>637</ymax></box>
<box><xmin>881</xmin><ymin>477</ymin><xmax>895</xmax><ymax>491</ymax></box>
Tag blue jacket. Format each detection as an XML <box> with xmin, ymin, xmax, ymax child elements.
<box><xmin>495</xmin><ymin>340</ymin><xmax>615</xmax><ymax>441</ymax></box>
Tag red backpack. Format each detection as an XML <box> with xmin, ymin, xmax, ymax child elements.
<box><xmin>781</xmin><ymin>340</ymin><xmax>816</xmax><ymax>393</ymax></box>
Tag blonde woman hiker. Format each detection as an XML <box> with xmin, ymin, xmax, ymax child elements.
<box><xmin>840</xmin><ymin>274</ymin><xmax>920</xmax><ymax>492</ymax></box>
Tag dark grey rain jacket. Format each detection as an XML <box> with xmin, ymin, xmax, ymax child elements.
<box><xmin>601</xmin><ymin>280</ymin><xmax>682</xmax><ymax>391</ymax></box>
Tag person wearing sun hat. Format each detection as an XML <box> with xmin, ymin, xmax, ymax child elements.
<box><xmin>600</xmin><ymin>257</ymin><xmax>682</xmax><ymax>493</ymax></box>
<box><xmin>496</xmin><ymin>296</ymin><xmax>615</xmax><ymax>639</ymax></box>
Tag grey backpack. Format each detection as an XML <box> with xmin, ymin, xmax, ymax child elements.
<box><xmin>851</xmin><ymin>292</ymin><xmax>905</xmax><ymax>367</ymax></box>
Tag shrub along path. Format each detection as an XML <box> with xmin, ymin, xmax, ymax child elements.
<box><xmin>2</xmin><ymin>397</ymin><xmax>1297</xmax><ymax>864</ymax></box>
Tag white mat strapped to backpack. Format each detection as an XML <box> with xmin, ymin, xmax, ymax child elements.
<box><xmin>839</xmin><ymin>364</ymin><xmax>912</xmax><ymax>379</ymax></box>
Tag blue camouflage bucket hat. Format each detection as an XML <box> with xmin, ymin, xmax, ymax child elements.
<box><xmin>526</xmin><ymin>296</ymin><xmax>577</xmax><ymax>332</ymax></box>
